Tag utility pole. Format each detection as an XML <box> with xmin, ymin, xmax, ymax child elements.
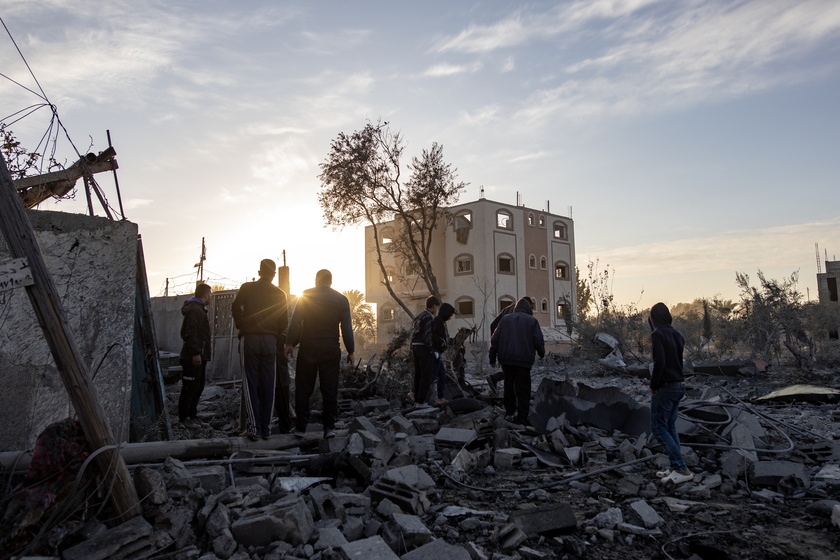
<box><xmin>0</xmin><ymin>157</ymin><xmax>140</xmax><ymax>521</ymax></box>
<box><xmin>194</xmin><ymin>237</ymin><xmax>206</xmax><ymax>285</ymax></box>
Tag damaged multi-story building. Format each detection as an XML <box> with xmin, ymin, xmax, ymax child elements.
<box><xmin>817</xmin><ymin>259</ymin><xmax>840</xmax><ymax>339</ymax></box>
<box><xmin>364</xmin><ymin>196</ymin><xmax>576</xmax><ymax>346</ymax></box>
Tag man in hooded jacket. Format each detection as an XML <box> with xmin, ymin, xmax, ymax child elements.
<box><xmin>648</xmin><ymin>302</ymin><xmax>693</xmax><ymax>485</ymax></box>
<box><xmin>431</xmin><ymin>302</ymin><xmax>456</xmax><ymax>404</ymax></box>
<box><xmin>179</xmin><ymin>283</ymin><xmax>212</xmax><ymax>427</ymax></box>
<box><xmin>489</xmin><ymin>298</ymin><xmax>545</xmax><ymax>424</ymax></box>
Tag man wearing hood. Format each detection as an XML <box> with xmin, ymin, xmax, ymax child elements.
<box><xmin>179</xmin><ymin>283</ymin><xmax>212</xmax><ymax>427</ymax></box>
<box><xmin>489</xmin><ymin>298</ymin><xmax>545</xmax><ymax>425</ymax></box>
<box><xmin>431</xmin><ymin>302</ymin><xmax>456</xmax><ymax>405</ymax></box>
<box><xmin>648</xmin><ymin>302</ymin><xmax>693</xmax><ymax>485</ymax></box>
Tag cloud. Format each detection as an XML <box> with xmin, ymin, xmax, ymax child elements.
<box><xmin>125</xmin><ymin>198</ymin><xmax>153</xmax><ymax>210</ymax></box>
<box><xmin>423</xmin><ymin>63</ymin><xmax>470</xmax><ymax>77</ymax></box>
<box><xmin>509</xmin><ymin>151</ymin><xmax>549</xmax><ymax>163</ymax></box>
<box><xmin>457</xmin><ymin>104</ymin><xmax>501</xmax><ymax>126</ymax></box>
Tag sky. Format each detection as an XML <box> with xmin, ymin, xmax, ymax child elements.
<box><xmin>1</xmin><ymin>0</ymin><xmax>839</xmax><ymax>309</ymax></box>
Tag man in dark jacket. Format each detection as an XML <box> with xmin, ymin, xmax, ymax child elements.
<box><xmin>486</xmin><ymin>296</ymin><xmax>535</xmax><ymax>394</ymax></box>
<box><xmin>179</xmin><ymin>283</ymin><xmax>212</xmax><ymax>427</ymax></box>
<box><xmin>431</xmin><ymin>302</ymin><xmax>456</xmax><ymax>404</ymax></box>
<box><xmin>232</xmin><ymin>259</ymin><xmax>288</xmax><ymax>440</ymax></box>
<box><xmin>489</xmin><ymin>298</ymin><xmax>545</xmax><ymax>425</ymax></box>
<box><xmin>410</xmin><ymin>295</ymin><xmax>440</xmax><ymax>408</ymax></box>
<box><xmin>648</xmin><ymin>302</ymin><xmax>692</xmax><ymax>485</ymax></box>
<box><xmin>285</xmin><ymin>269</ymin><xmax>354</xmax><ymax>439</ymax></box>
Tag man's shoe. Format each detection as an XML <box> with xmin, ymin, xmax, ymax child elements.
<box><xmin>292</xmin><ymin>428</ymin><xmax>306</xmax><ymax>438</ymax></box>
<box><xmin>240</xmin><ymin>430</ymin><xmax>259</xmax><ymax>441</ymax></box>
<box><xmin>413</xmin><ymin>403</ymin><xmax>432</xmax><ymax>410</ymax></box>
<box><xmin>656</xmin><ymin>468</ymin><xmax>673</xmax><ymax>478</ymax></box>
<box><xmin>487</xmin><ymin>378</ymin><xmax>498</xmax><ymax>395</ymax></box>
<box><xmin>661</xmin><ymin>471</ymin><xmax>693</xmax><ymax>485</ymax></box>
<box><xmin>324</xmin><ymin>429</ymin><xmax>336</xmax><ymax>439</ymax></box>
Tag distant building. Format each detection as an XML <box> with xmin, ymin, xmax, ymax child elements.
<box><xmin>364</xmin><ymin>197</ymin><xmax>576</xmax><ymax>343</ymax></box>
<box><xmin>816</xmin><ymin>260</ymin><xmax>840</xmax><ymax>339</ymax></box>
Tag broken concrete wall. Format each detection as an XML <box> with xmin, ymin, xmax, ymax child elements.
<box><xmin>0</xmin><ymin>209</ymin><xmax>137</xmax><ymax>451</ymax></box>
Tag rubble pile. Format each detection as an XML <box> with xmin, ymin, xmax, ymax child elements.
<box><xmin>4</xmin><ymin>361</ymin><xmax>840</xmax><ymax>559</ymax></box>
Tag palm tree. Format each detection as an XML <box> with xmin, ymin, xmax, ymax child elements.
<box><xmin>343</xmin><ymin>289</ymin><xmax>377</xmax><ymax>349</ymax></box>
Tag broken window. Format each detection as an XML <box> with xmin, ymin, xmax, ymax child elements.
<box><xmin>381</xmin><ymin>307</ymin><xmax>395</xmax><ymax>322</ymax></box>
<box><xmin>528</xmin><ymin>213</ymin><xmax>535</xmax><ymax>227</ymax></box>
<box><xmin>553</xmin><ymin>221</ymin><xmax>567</xmax><ymax>239</ymax></box>
<box><xmin>496</xmin><ymin>210</ymin><xmax>512</xmax><ymax>230</ymax></box>
<box><xmin>456</xmin><ymin>297</ymin><xmax>474</xmax><ymax>317</ymax></box>
<box><xmin>541</xmin><ymin>298</ymin><xmax>548</xmax><ymax>313</ymax></box>
<box><xmin>528</xmin><ymin>254</ymin><xmax>537</xmax><ymax>269</ymax></box>
<box><xmin>540</xmin><ymin>256</ymin><xmax>547</xmax><ymax>270</ymax></box>
<box><xmin>455</xmin><ymin>211</ymin><xmax>472</xmax><ymax>244</ymax></box>
<box><xmin>455</xmin><ymin>254</ymin><xmax>473</xmax><ymax>275</ymax></box>
<box><xmin>555</xmin><ymin>262</ymin><xmax>568</xmax><ymax>280</ymax></box>
<box><xmin>381</xmin><ymin>267</ymin><xmax>395</xmax><ymax>284</ymax></box>
<box><xmin>538</xmin><ymin>215</ymin><xmax>545</xmax><ymax>227</ymax></box>
<box><xmin>380</xmin><ymin>227</ymin><xmax>394</xmax><ymax>244</ymax></box>
<box><xmin>498</xmin><ymin>254</ymin><xmax>514</xmax><ymax>274</ymax></box>
<box><xmin>499</xmin><ymin>297</ymin><xmax>515</xmax><ymax>313</ymax></box>
<box><xmin>829</xmin><ymin>277</ymin><xmax>838</xmax><ymax>302</ymax></box>
<box><xmin>556</xmin><ymin>299</ymin><xmax>569</xmax><ymax>319</ymax></box>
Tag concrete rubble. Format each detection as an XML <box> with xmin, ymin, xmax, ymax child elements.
<box><xmin>2</xmin><ymin>361</ymin><xmax>840</xmax><ymax>559</ymax></box>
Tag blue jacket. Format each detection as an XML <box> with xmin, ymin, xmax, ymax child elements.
<box><xmin>488</xmin><ymin>298</ymin><xmax>545</xmax><ymax>368</ymax></box>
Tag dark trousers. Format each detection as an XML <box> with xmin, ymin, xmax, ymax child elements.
<box><xmin>488</xmin><ymin>369</ymin><xmax>505</xmax><ymax>386</ymax></box>
<box><xmin>274</xmin><ymin>347</ymin><xmax>291</xmax><ymax>433</ymax></box>
<box><xmin>295</xmin><ymin>345</ymin><xmax>341</xmax><ymax>432</ymax></box>
<box><xmin>412</xmin><ymin>346</ymin><xmax>436</xmax><ymax>405</ymax></box>
<box><xmin>502</xmin><ymin>364</ymin><xmax>531</xmax><ymax>421</ymax></box>
<box><xmin>434</xmin><ymin>356</ymin><xmax>447</xmax><ymax>398</ymax></box>
<box><xmin>178</xmin><ymin>359</ymin><xmax>206</xmax><ymax>421</ymax></box>
<box><xmin>242</xmin><ymin>334</ymin><xmax>277</xmax><ymax>437</ymax></box>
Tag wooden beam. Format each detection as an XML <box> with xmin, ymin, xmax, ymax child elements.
<box><xmin>0</xmin><ymin>157</ymin><xmax>140</xmax><ymax>521</ymax></box>
<box><xmin>13</xmin><ymin>152</ymin><xmax>118</xmax><ymax>208</ymax></box>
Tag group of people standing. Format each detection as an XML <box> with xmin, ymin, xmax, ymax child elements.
<box><xmin>178</xmin><ymin>259</ymin><xmax>354</xmax><ymax>441</ymax></box>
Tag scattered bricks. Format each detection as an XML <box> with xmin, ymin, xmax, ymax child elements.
<box><xmin>510</xmin><ymin>502</ymin><xmax>576</xmax><ymax>536</ymax></box>
<box><xmin>814</xmin><ymin>464</ymin><xmax>840</xmax><ymax>490</ymax></box>
<box><xmin>700</xmin><ymin>473</ymin><xmax>723</xmax><ymax>490</ymax></box>
<box><xmin>339</xmin><ymin>535</ymin><xmax>400</xmax><ymax>560</ymax></box>
<box><xmin>338</xmin><ymin>398</ymin><xmax>355</xmax><ymax>415</ymax></box>
<box><xmin>590</xmin><ymin>507</ymin><xmax>623</xmax><ymax>529</ymax></box>
<box><xmin>753</xmin><ymin>488</ymin><xmax>785</xmax><ymax>503</ymax></box>
<box><xmin>797</xmin><ymin>441</ymin><xmax>840</xmax><ymax>462</ymax></box>
<box><xmin>309</xmin><ymin>485</ymin><xmax>347</xmax><ymax>522</ymax></box>
<box><xmin>350</xmin><ymin>416</ymin><xmax>383</xmax><ymax>439</ymax></box>
<box><xmin>383</xmin><ymin>465</ymin><xmax>436</xmax><ymax>490</ymax></box>
<box><xmin>401</xmin><ymin>538</ymin><xmax>471</xmax><ymax>560</ymax></box>
<box><xmin>627</xmin><ymin>499</ymin><xmax>664</xmax><ymax>529</ymax></box>
<box><xmin>357</xmin><ymin>429</ymin><xmax>383</xmax><ymax>448</ymax></box>
<box><xmin>186</xmin><ymin>464</ymin><xmax>228</xmax><ymax>494</ymax></box>
<box><xmin>387</xmin><ymin>415</ymin><xmax>417</xmax><ymax>436</ymax></box>
<box><xmin>434</xmin><ymin>427</ymin><xmax>476</xmax><ymax>448</ymax></box>
<box><xmin>331</xmin><ymin>491</ymin><xmax>372</xmax><ymax>516</ymax></box>
<box><xmin>376</xmin><ymin>497</ymin><xmax>403</xmax><ymax>517</ymax></box>
<box><xmin>369</xmin><ymin>477</ymin><xmax>431</xmax><ymax>514</ymax></box>
<box><xmin>134</xmin><ymin>465</ymin><xmax>169</xmax><ymax>507</ymax></box>
<box><xmin>230</xmin><ymin>496</ymin><xmax>313</xmax><ymax>546</ymax></box>
<box><xmin>358</xmin><ymin>398</ymin><xmax>391</xmax><ymax>415</ymax></box>
<box><xmin>315</xmin><ymin>527</ymin><xmax>349</xmax><ymax>550</ymax></box>
<box><xmin>496</xmin><ymin>522</ymin><xmax>528</xmax><ymax>550</ymax></box>
<box><xmin>343</xmin><ymin>515</ymin><xmax>366</xmax><ymax>541</ymax></box>
<box><xmin>347</xmin><ymin>454</ymin><xmax>372</xmax><ymax>484</ymax></box>
<box><xmin>63</xmin><ymin>515</ymin><xmax>155</xmax><ymax>560</ymax></box>
<box><xmin>494</xmin><ymin>448</ymin><xmax>522</xmax><ymax>470</ymax></box>
<box><xmin>408</xmin><ymin>434</ymin><xmax>436</xmax><ymax>458</ymax></box>
<box><xmin>365</xmin><ymin>517</ymin><xmax>383</xmax><ymax>538</ymax></box>
<box><xmin>382</xmin><ymin>513</ymin><xmax>434</xmax><ymax>553</ymax></box>
<box><xmin>749</xmin><ymin>460</ymin><xmax>810</xmax><ymax>489</ymax></box>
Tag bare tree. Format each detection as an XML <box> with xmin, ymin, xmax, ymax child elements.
<box><xmin>318</xmin><ymin>120</ymin><xmax>466</xmax><ymax>319</ymax></box>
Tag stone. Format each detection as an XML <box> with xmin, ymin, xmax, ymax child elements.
<box><xmin>434</xmin><ymin>427</ymin><xmax>476</xmax><ymax>448</ymax></box>
<box><xmin>382</xmin><ymin>464</ymin><xmax>436</xmax><ymax>490</ymax></box>
<box><xmin>749</xmin><ymin>461</ymin><xmax>810</xmax><ymax>489</ymax></box>
<box><xmin>63</xmin><ymin>516</ymin><xmax>154</xmax><ymax>560</ymax></box>
<box><xmin>358</xmin><ymin>398</ymin><xmax>391</xmax><ymax>415</ymax></box>
<box><xmin>590</xmin><ymin>508</ymin><xmax>623</xmax><ymax>529</ymax></box>
<box><xmin>339</xmin><ymin>535</ymin><xmax>400</xmax><ymax>560</ymax></box>
<box><xmin>407</xmin><ymin>435</ymin><xmax>436</xmax><ymax>458</ymax></box>
<box><xmin>510</xmin><ymin>502</ymin><xmax>577</xmax><ymax>536</ymax></box>
<box><xmin>187</xmin><ymin>465</ymin><xmax>228</xmax><ymax>494</ymax></box>
<box><xmin>627</xmin><ymin>499</ymin><xmax>664</xmax><ymax>529</ymax></box>
<box><xmin>494</xmin><ymin>448</ymin><xmax>523</xmax><ymax>469</ymax></box>
<box><xmin>496</xmin><ymin>522</ymin><xmax>527</xmax><ymax>550</ymax></box>
<box><xmin>382</xmin><ymin>513</ymin><xmax>433</xmax><ymax>553</ymax></box>
<box><xmin>814</xmin><ymin>464</ymin><xmax>840</xmax><ymax>490</ymax></box>
<box><xmin>314</xmin><ymin>527</ymin><xmax>348</xmax><ymax>550</ymax></box>
<box><xmin>343</xmin><ymin>515</ymin><xmax>366</xmax><ymax>541</ymax></box>
<box><xmin>230</xmin><ymin>496</ymin><xmax>313</xmax><ymax>547</ymax></box>
<box><xmin>134</xmin><ymin>466</ymin><xmax>170</xmax><ymax>507</ymax></box>
<box><xmin>212</xmin><ymin>529</ymin><xmax>237</xmax><ymax>559</ymax></box>
<box><xmin>348</xmin><ymin>433</ymin><xmax>365</xmax><ymax>456</ymax></box>
<box><xmin>401</xmin><ymin>538</ymin><xmax>472</xmax><ymax>560</ymax></box>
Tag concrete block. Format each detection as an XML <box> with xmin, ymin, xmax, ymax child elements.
<box><xmin>465</xmin><ymin>541</ymin><xmax>489</xmax><ymax>560</ymax></box>
<box><xmin>357</xmin><ymin>429</ymin><xmax>383</xmax><ymax>448</ymax></box>
<box><xmin>496</xmin><ymin>522</ymin><xmax>527</xmax><ymax>550</ymax></box>
<box><xmin>358</xmin><ymin>398</ymin><xmax>391</xmax><ymax>415</ymax></box>
<box><xmin>63</xmin><ymin>516</ymin><xmax>154</xmax><ymax>560</ymax></box>
<box><xmin>401</xmin><ymin>538</ymin><xmax>471</xmax><ymax>560</ymax></box>
<box><xmin>407</xmin><ymin>434</ymin><xmax>436</xmax><ymax>458</ymax></box>
<box><xmin>134</xmin><ymin>466</ymin><xmax>169</xmax><ymax>507</ymax></box>
<box><xmin>339</xmin><ymin>535</ymin><xmax>400</xmax><ymax>560</ymax></box>
<box><xmin>382</xmin><ymin>513</ymin><xmax>433</xmax><ymax>553</ymax></box>
<box><xmin>369</xmin><ymin>477</ymin><xmax>430</xmax><ymax>514</ymax></box>
<box><xmin>434</xmin><ymin>427</ymin><xmax>476</xmax><ymax>448</ymax></box>
<box><xmin>510</xmin><ymin>502</ymin><xmax>576</xmax><ymax>536</ymax></box>
<box><xmin>187</xmin><ymin>465</ymin><xmax>228</xmax><ymax>494</ymax></box>
<box><xmin>749</xmin><ymin>460</ymin><xmax>810</xmax><ymax>489</ymax></box>
<box><xmin>615</xmin><ymin>522</ymin><xmax>663</xmax><ymax>536</ymax></box>
<box><xmin>343</xmin><ymin>515</ymin><xmax>366</xmax><ymax>541</ymax></box>
<box><xmin>387</xmin><ymin>415</ymin><xmax>417</xmax><ymax>436</ymax></box>
<box><xmin>230</xmin><ymin>496</ymin><xmax>313</xmax><ymax>546</ymax></box>
<box><xmin>814</xmin><ymin>463</ymin><xmax>840</xmax><ymax>490</ymax></box>
<box><xmin>212</xmin><ymin>528</ymin><xmax>237</xmax><ymax>559</ymax></box>
<box><xmin>627</xmin><ymin>499</ymin><xmax>663</xmax><ymax>529</ymax></box>
<box><xmin>348</xmin><ymin>433</ymin><xmax>365</xmax><ymax>455</ymax></box>
<box><xmin>350</xmin><ymin>416</ymin><xmax>384</xmax><ymax>438</ymax></box>
<box><xmin>494</xmin><ymin>448</ymin><xmax>523</xmax><ymax>470</ymax></box>
<box><xmin>319</xmin><ymin>436</ymin><xmax>349</xmax><ymax>453</ymax></box>
<box><xmin>314</xmin><ymin>527</ymin><xmax>348</xmax><ymax>550</ymax></box>
<box><xmin>206</xmin><ymin>503</ymin><xmax>232</xmax><ymax>536</ymax></box>
<box><xmin>382</xmin><ymin>465</ymin><xmax>435</xmax><ymax>490</ymax></box>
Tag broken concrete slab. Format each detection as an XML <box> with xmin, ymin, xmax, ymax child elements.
<box><xmin>63</xmin><ymin>515</ymin><xmax>154</xmax><ymax>560</ymax></box>
<box><xmin>756</xmin><ymin>384</ymin><xmax>840</xmax><ymax>404</ymax></box>
<box><xmin>382</xmin><ymin>513</ymin><xmax>433</xmax><ymax>553</ymax></box>
<box><xmin>627</xmin><ymin>499</ymin><xmax>664</xmax><ymax>529</ymax></box>
<box><xmin>510</xmin><ymin>502</ymin><xmax>577</xmax><ymax>536</ymax></box>
<box><xmin>382</xmin><ymin>464</ymin><xmax>436</xmax><ymax>490</ymax></box>
<box><xmin>339</xmin><ymin>535</ymin><xmax>400</xmax><ymax>560</ymax></box>
<box><xmin>401</xmin><ymin>538</ymin><xmax>471</xmax><ymax>560</ymax></box>
<box><xmin>434</xmin><ymin>426</ymin><xmax>476</xmax><ymax>448</ymax></box>
<box><xmin>749</xmin><ymin>460</ymin><xmax>810</xmax><ymax>489</ymax></box>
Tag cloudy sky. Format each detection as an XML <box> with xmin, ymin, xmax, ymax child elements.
<box><xmin>2</xmin><ymin>0</ymin><xmax>839</xmax><ymax>308</ymax></box>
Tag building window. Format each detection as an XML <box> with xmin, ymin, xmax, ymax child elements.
<box><xmin>454</xmin><ymin>254</ymin><xmax>473</xmax><ymax>275</ymax></box>
<box><xmin>381</xmin><ymin>307</ymin><xmax>395</xmax><ymax>322</ymax></box>
<box><xmin>540</xmin><ymin>256</ymin><xmax>547</xmax><ymax>270</ymax></box>
<box><xmin>454</xmin><ymin>211</ymin><xmax>472</xmax><ymax>244</ymax></box>
<box><xmin>829</xmin><ymin>277</ymin><xmax>838</xmax><ymax>302</ymax></box>
<box><xmin>498</xmin><ymin>253</ymin><xmax>514</xmax><ymax>274</ymax></box>
<box><xmin>380</xmin><ymin>227</ymin><xmax>394</xmax><ymax>244</ymax></box>
<box><xmin>496</xmin><ymin>210</ymin><xmax>513</xmax><ymax>230</ymax></box>
<box><xmin>528</xmin><ymin>254</ymin><xmax>537</xmax><ymax>269</ymax></box>
<box><xmin>556</xmin><ymin>298</ymin><xmax>570</xmax><ymax>320</ymax></box>
<box><xmin>555</xmin><ymin>261</ymin><xmax>569</xmax><ymax>280</ymax></box>
<box><xmin>553</xmin><ymin>221</ymin><xmax>568</xmax><ymax>240</ymax></box>
<box><xmin>528</xmin><ymin>213</ymin><xmax>535</xmax><ymax>227</ymax></box>
<box><xmin>382</xmin><ymin>267</ymin><xmax>395</xmax><ymax>284</ymax></box>
<box><xmin>499</xmin><ymin>296</ymin><xmax>515</xmax><ymax>313</ymax></box>
<box><xmin>538</xmin><ymin>215</ymin><xmax>545</xmax><ymax>228</ymax></box>
<box><xmin>455</xmin><ymin>297</ymin><xmax>475</xmax><ymax>317</ymax></box>
<box><xmin>541</xmin><ymin>298</ymin><xmax>549</xmax><ymax>313</ymax></box>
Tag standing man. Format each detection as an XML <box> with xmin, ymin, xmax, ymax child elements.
<box><xmin>179</xmin><ymin>283</ymin><xmax>212</xmax><ymax>427</ymax></box>
<box><xmin>431</xmin><ymin>302</ymin><xmax>457</xmax><ymax>405</ymax></box>
<box><xmin>488</xmin><ymin>298</ymin><xmax>545</xmax><ymax>425</ymax></box>
<box><xmin>486</xmin><ymin>296</ymin><xmax>536</xmax><ymax>394</ymax></box>
<box><xmin>648</xmin><ymin>302</ymin><xmax>693</xmax><ymax>485</ymax></box>
<box><xmin>285</xmin><ymin>269</ymin><xmax>354</xmax><ymax>439</ymax></box>
<box><xmin>232</xmin><ymin>259</ymin><xmax>287</xmax><ymax>440</ymax></box>
<box><xmin>410</xmin><ymin>295</ymin><xmax>440</xmax><ymax>409</ymax></box>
